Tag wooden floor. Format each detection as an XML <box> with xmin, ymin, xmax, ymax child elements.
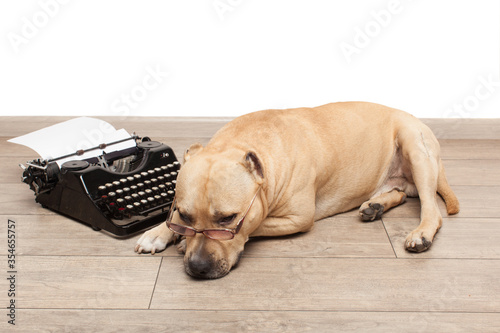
<box><xmin>1</xmin><ymin>116</ymin><xmax>500</xmax><ymax>332</ymax></box>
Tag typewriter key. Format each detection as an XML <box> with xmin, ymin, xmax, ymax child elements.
<box><xmin>141</xmin><ymin>199</ymin><xmax>149</xmax><ymax>209</ymax></box>
<box><xmin>115</xmin><ymin>189</ymin><xmax>124</xmax><ymax>198</ymax></box>
<box><xmin>133</xmin><ymin>201</ymin><xmax>141</xmax><ymax>211</ymax></box>
<box><xmin>157</xmin><ymin>176</ymin><xmax>165</xmax><ymax>183</ymax></box>
<box><xmin>163</xmin><ymin>174</ymin><xmax>172</xmax><ymax>182</ymax></box>
<box><xmin>116</xmin><ymin>207</ymin><xmax>126</xmax><ymax>219</ymax></box>
<box><xmin>127</xmin><ymin>176</ymin><xmax>135</xmax><ymax>183</ymax></box>
<box><xmin>112</xmin><ymin>180</ymin><xmax>121</xmax><ymax>189</ymax></box>
<box><xmin>124</xmin><ymin>195</ymin><xmax>133</xmax><ymax>204</ymax></box>
<box><xmin>108</xmin><ymin>192</ymin><xmax>117</xmax><ymax>200</ymax></box>
<box><xmin>167</xmin><ymin>190</ymin><xmax>175</xmax><ymax>198</ymax></box>
<box><xmin>131</xmin><ymin>193</ymin><xmax>140</xmax><ymax>201</ymax></box>
<box><xmin>120</xmin><ymin>178</ymin><xmax>128</xmax><ymax>186</ymax></box>
<box><xmin>130</xmin><ymin>185</ymin><xmax>138</xmax><ymax>192</ymax></box>
<box><xmin>137</xmin><ymin>183</ymin><xmax>145</xmax><ymax>191</ymax></box>
<box><xmin>105</xmin><ymin>183</ymin><xmax>114</xmax><ymax>191</ymax></box>
<box><xmin>147</xmin><ymin>197</ymin><xmax>155</xmax><ymax>206</ymax></box>
<box><xmin>167</xmin><ymin>163</ymin><xmax>174</xmax><ymax>170</ymax></box>
<box><xmin>98</xmin><ymin>185</ymin><xmax>107</xmax><ymax>195</ymax></box>
<box><xmin>170</xmin><ymin>171</ymin><xmax>177</xmax><ymax>180</ymax></box>
<box><xmin>150</xmin><ymin>178</ymin><xmax>158</xmax><ymax>186</ymax></box>
<box><xmin>108</xmin><ymin>202</ymin><xmax>116</xmax><ymax>210</ymax></box>
<box><xmin>133</xmin><ymin>174</ymin><xmax>142</xmax><ymax>182</ymax></box>
<box><xmin>144</xmin><ymin>180</ymin><xmax>152</xmax><ymax>189</ymax></box>
<box><xmin>154</xmin><ymin>195</ymin><xmax>162</xmax><ymax>204</ymax></box>
<box><xmin>161</xmin><ymin>165</ymin><xmax>168</xmax><ymax>172</ymax></box>
<box><xmin>123</xmin><ymin>187</ymin><xmax>131</xmax><ymax>196</ymax></box>
<box><xmin>154</xmin><ymin>167</ymin><xmax>162</xmax><ymax>174</ymax></box>
<box><xmin>165</xmin><ymin>182</ymin><xmax>174</xmax><ymax>191</ymax></box>
<box><xmin>138</xmin><ymin>191</ymin><xmax>147</xmax><ymax>199</ymax></box>
<box><xmin>158</xmin><ymin>184</ymin><xmax>166</xmax><ymax>192</ymax></box>
<box><xmin>140</xmin><ymin>171</ymin><xmax>149</xmax><ymax>180</ymax></box>
<box><xmin>148</xmin><ymin>169</ymin><xmax>155</xmax><ymax>178</ymax></box>
<box><xmin>150</xmin><ymin>187</ymin><xmax>158</xmax><ymax>195</ymax></box>
<box><xmin>173</xmin><ymin>161</ymin><xmax>181</xmax><ymax>170</ymax></box>
<box><xmin>160</xmin><ymin>192</ymin><xmax>168</xmax><ymax>202</ymax></box>
<box><xmin>116</xmin><ymin>198</ymin><xmax>126</xmax><ymax>208</ymax></box>
<box><xmin>126</xmin><ymin>204</ymin><xmax>135</xmax><ymax>215</ymax></box>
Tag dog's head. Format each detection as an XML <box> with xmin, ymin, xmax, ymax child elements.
<box><xmin>172</xmin><ymin>143</ymin><xmax>265</xmax><ymax>279</ymax></box>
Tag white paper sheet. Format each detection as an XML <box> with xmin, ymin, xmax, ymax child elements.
<box><xmin>8</xmin><ymin>117</ymin><xmax>136</xmax><ymax>166</ymax></box>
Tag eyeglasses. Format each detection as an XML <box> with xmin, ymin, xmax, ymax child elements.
<box><xmin>166</xmin><ymin>186</ymin><xmax>261</xmax><ymax>240</ymax></box>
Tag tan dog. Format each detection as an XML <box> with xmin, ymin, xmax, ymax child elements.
<box><xmin>135</xmin><ymin>102</ymin><xmax>459</xmax><ymax>279</ymax></box>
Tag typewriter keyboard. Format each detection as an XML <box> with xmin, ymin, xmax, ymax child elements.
<box><xmin>92</xmin><ymin>161</ymin><xmax>180</xmax><ymax>221</ymax></box>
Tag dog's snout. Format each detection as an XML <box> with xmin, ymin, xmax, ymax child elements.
<box><xmin>187</xmin><ymin>254</ymin><xmax>213</xmax><ymax>278</ymax></box>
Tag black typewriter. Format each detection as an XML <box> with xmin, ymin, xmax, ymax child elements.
<box><xmin>20</xmin><ymin>136</ymin><xmax>179</xmax><ymax>236</ymax></box>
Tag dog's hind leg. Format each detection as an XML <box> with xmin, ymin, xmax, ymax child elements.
<box><xmin>359</xmin><ymin>189</ymin><xmax>407</xmax><ymax>222</ymax></box>
<box><xmin>399</xmin><ymin>128</ymin><xmax>443</xmax><ymax>253</ymax></box>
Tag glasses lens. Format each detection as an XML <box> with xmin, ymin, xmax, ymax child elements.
<box><xmin>204</xmin><ymin>230</ymin><xmax>234</xmax><ymax>240</ymax></box>
<box><xmin>169</xmin><ymin>223</ymin><xmax>196</xmax><ymax>237</ymax></box>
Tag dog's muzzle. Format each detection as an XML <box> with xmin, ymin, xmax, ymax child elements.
<box><xmin>185</xmin><ymin>252</ymin><xmax>230</xmax><ymax>279</ymax></box>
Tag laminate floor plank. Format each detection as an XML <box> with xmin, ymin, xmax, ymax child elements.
<box><xmin>150</xmin><ymin>257</ymin><xmax>500</xmax><ymax>313</ymax></box>
<box><xmin>439</xmin><ymin>139</ymin><xmax>500</xmax><ymax>160</ymax></box>
<box><xmin>12</xmin><ymin>309</ymin><xmax>500</xmax><ymax>333</ymax></box>
<box><xmin>442</xmin><ymin>159</ymin><xmax>500</xmax><ymax>186</ymax></box>
<box><xmin>244</xmin><ymin>216</ymin><xmax>395</xmax><ymax>258</ymax></box>
<box><xmin>0</xmin><ymin>214</ymin><xmax>176</xmax><ymax>257</ymax></box>
<box><xmin>421</xmin><ymin>118</ymin><xmax>500</xmax><ymax>140</ymax></box>
<box><xmin>0</xmin><ymin>183</ymin><xmax>54</xmax><ymax>215</ymax></box>
<box><xmin>384</xmin><ymin>217</ymin><xmax>500</xmax><ymax>259</ymax></box>
<box><xmin>2</xmin><ymin>256</ymin><xmax>161</xmax><ymax>310</ymax></box>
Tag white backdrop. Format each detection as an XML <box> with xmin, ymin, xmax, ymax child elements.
<box><xmin>1</xmin><ymin>0</ymin><xmax>499</xmax><ymax>118</ymax></box>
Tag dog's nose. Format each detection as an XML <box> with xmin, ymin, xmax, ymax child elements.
<box><xmin>187</xmin><ymin>254</ymin><xmax>213</xmax><ymax>278</ymax></box>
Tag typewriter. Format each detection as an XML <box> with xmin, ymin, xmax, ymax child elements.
<box><xmin>20</xmin><ymin>135</ymin><xmax>179</xmax><ymax>236</ymax></box>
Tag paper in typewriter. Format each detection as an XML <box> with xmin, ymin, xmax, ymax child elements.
<box><xmin>8</xmin><ymin>117</ymin><xmax>136</xmax><ymax>166</ymax></box>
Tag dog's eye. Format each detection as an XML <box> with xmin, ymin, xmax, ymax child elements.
<box><xmin>178</xmin><ymin>211</ymin><xmax>191</xmax><ymax>224</ymax></box>
<box><xmin>219</xmin><ymin>214</ymin><xmax>236</xmax><ymax>225</ymax></box>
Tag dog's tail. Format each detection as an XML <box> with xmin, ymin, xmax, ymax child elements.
<box><xmin>437</xmin><ymin>160</ymin><xmax>460</xmax><ymax>215</ymax></box>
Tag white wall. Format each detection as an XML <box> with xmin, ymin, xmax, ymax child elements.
<box><xmin>1</xmin><ymin>0</ymin><xmax>499</xmax><ymax>118</ymax></box>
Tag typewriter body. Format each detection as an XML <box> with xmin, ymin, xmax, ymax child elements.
<box><xmin>21</xmin><ymin>137</ymin><xmax>179</xmax><ymax>236</ymax></box>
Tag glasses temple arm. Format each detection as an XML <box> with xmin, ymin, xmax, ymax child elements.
<box><xmin>235</xmin><ymin>186</ymin><xmax>261</xmax><ymax>234</ymax></box>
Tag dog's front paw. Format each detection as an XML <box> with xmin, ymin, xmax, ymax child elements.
<box><xmin>175</xmin><ymin>238</ymin><xmax>187</xmax><ymax>254</ymax></box>
<box><xmin>135</xmin><ymin>223</ymin><xmax>174</xmax><ymax>255</ymax></box>
<box><xmin>359</xmin><ymin>203</ymin><xmax>384</xmax><ymax>222</ymax></box>
<box><xmin>405</xmin><ymin>230</ymin><xmax>433</xmax><ymax>252</ymax></box>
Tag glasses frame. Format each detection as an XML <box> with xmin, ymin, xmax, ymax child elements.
<box><xmin>166</xmin><ymin>185</ymin><xmax>261</xmax><ymax>240</ymax></box>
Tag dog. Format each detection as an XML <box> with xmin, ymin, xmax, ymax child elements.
<box><xmin>135</xmin><ymin>102</ymin><xmax>459</xmax><ymax>279</ymax></box>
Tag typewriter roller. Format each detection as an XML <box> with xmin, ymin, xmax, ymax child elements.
<box><xmin>20</xmin><ymin>139</ymin><xmax>179</xmax><ymax>236</ymax></box>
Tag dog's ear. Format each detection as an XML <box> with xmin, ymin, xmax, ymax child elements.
<box><xmin>243</xmin><ymin>151</ymin><xmax>264</xmax><ymax>183</ymax></box>
<box><xmin>184</xmin><ymin>143</ymin><xmax>204</xmax><ymax>163</ymax></box>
